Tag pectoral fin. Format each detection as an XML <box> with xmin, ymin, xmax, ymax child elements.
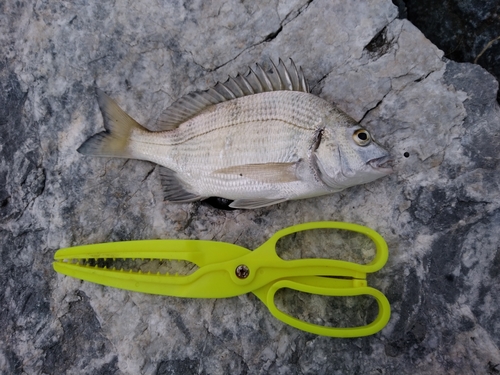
<box><xmin>229</xmin><ymin>197</ymin><xmax>288</xmax><ymax>209</ymax></box>
<box><xmin>213</xmin><ymin>162</ymin><xmax>299</xmax><ymax>183</ymax></box>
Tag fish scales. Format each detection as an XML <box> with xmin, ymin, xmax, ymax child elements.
<box><xmin>129</xmin><ymin>92</ymin><xmax>322</xmax><ymax>165</ymax></box>
<box><xmin>135</xmin><ymin>91</ymin><xmax>324</xmax><ymax>145</ymax></box>
<box><xmin>78</xmin><ymin>59</ymin><xmax>392</xmax><ymax>209</ymax></box>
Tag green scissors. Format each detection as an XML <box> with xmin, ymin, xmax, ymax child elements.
<box><xmin>53</xmin><ymin>221</ymin><xmax>390</xmax><ymax>338</ymax></box>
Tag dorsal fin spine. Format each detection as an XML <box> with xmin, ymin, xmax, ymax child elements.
<box><xmin>289</xmin><ymin>59</ymin><xmax>300</xmax><ymax>90</ymax></box>
<box><xmin>248</xmin><ymin>66</ymin><xmax>265</xmax><ymax>92</ymax></box>
<box><xmin>184</xmin><ymin>91</ymin><xmax>209</xmax><ymax>107</ymax></box>
<box><xmin>255</xmin><ymin>63</ymin><xmax>273</xmax><ymax>91</ymax></box>
<box><xmin>216</xmin><ymin>82</ymin><xmax>237</xmax><ymax>99</ymax></box>
<box><xmin>227</xmin><ymin>77</ymin><xmax>244</xmax><ymax>97</ymax></box>
<box><xmin>300</xmin><ymin>66</ymin><xmax>309</xmax><ymax>93</ymax></box>
<box><xmin>206</xmin><ymin>88</ymin><xmax>226</xmax><ymax>102</ymax></box>
<box><xmin>278</xmin><ymin>58</ymin><xmax>293</xmax><ymax>90</ymax></box>
<box><xmin>238</xmin><ymin>74</ymin><xmax>255</xmax><ymax>94</ymax></box>
<box><xmin>270</xmin><ymin>60</ymin><xmax>284</xmax><ymax>90</ymax></box>
<box><xmin>180</xmin><ymin>100</ymin><xmax>201</xmax><ymax>112</ymax></box>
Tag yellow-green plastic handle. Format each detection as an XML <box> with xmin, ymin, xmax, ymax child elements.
<box><xmin>251</xmin><ymin>221</ymin><xmax>391</xmax><ymax>337</ymax></box>
<box><xmin>260</xmin><ymin>221</ymin><xmax>388</xmax><ymax>273</ymax></box>
<box><xmin>253</xmin><ymin>276</ymin><xmax>391</xmax><ymax>338</ymax></box>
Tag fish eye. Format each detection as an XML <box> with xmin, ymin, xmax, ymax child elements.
<box><xmin>352</xmin><ymin>129</ymin><xmax>371</xmax><ymax>146</ymax></box>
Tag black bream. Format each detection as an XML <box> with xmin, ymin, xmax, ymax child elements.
<box><xmin>78</xmin><ymin>59</ymin><xmax>392</xmax><ymax>209</ymax></box>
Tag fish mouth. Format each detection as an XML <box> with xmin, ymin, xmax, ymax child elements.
<box><xmin>368</xmin><ymin>155</ymin><xmax>393</xmax><ymax>174</ymax></box>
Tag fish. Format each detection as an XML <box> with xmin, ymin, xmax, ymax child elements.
<box><xmin>78</xmin><ymin>59</ymin><xmax>392</xmax><ymax>209</ymax></box>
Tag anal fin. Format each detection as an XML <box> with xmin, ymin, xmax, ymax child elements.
<box><xmin>159</xmin><ymin>167</ymin><xmax>202</xmax><ymax>203</ymax></box>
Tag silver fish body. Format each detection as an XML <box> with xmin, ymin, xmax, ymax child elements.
<box><xmin>79</xmin><ymin>60</ymin><xmax>392</xmax><ymax>209</ymax></box>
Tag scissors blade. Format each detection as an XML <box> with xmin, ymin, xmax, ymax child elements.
<box><xmin>54</xmin><ymin>239</ymin><xmax>249</xmax><ymax>266</ymax></box>
<box><xmin>53</xmin><ymin>239</ymin><xmax>252</xmax><ymax>298</ymax></box>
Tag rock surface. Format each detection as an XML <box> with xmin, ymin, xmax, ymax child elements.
<box><xmin>1</xmin><ymin>0</ymin><xmax>499</xmax><ymax>374</ymax></box>
<box><xmin>394</xmin><ymin>0</ymin><xmax>500</xmax><ymax>103</ymax></box>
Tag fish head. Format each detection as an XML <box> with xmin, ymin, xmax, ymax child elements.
<box><xmin>313</xmin><ymin>125</ymin><xmax>392</xmax><ymax>190</ymax></box>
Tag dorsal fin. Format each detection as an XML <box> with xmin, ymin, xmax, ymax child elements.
<box><xmin>155</xmin><ymin>58</ymin><xmax>310</xmax><ymax>130</ymax></box>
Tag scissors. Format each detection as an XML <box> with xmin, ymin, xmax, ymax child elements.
<box><xmin>53</xmin><ymin>221</ymin><xmax>390</xmax><ymax>338</ymax></box>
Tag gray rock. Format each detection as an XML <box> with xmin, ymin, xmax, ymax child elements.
<box><xmin>1</xmin><ymin>0</ymin><xmax>499</xmax><ymax>374</ymax></box>
<box><xmin>395</xmin><ymin>0</ymin><xmax>500</xmax><ymax>102</ymax></box>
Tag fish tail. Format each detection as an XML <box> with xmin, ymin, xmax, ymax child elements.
<box><xmin>77</xmin><ymin>89</ymin><xmax>145</xmax><ymax>158</ymax></box>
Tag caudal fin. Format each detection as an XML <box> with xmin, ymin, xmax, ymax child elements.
<box><xmin>77</xmin><ymin>89</ymin><xmax>144</xmax><ymax>158</ymax></box>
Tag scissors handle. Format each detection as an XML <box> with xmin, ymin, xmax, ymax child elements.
<box><xmin>253</xmin><ymin>276</ymin><xmax>391</xmax><ymax>338</ymax></box>
<box><xmin>264</xmin><ymin>221</ymin><xmax>388</xmax><ymax>272</ymax></box>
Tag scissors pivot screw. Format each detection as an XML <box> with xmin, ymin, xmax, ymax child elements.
<box><xmin>235</xmin><ymin>265</ymin><xmax>250</xmax><ymax>279</ymax></box>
